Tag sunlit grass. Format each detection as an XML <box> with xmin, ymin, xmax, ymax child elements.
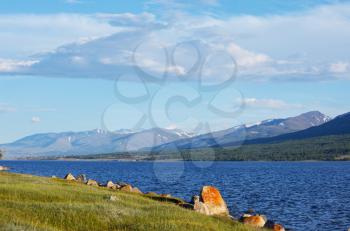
<box><xmin>0</xmin><ymin>172</ymin><xmax>256</xmax><ymax>231</ymax></box>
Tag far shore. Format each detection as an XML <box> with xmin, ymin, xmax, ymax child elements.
<box><xmin>1</xmin><ymin>158</ymin><xmax>349</xmax><ymax>162</ymax></box>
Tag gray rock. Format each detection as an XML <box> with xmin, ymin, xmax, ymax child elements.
<box><xmin>64</xmin><ymin>173</ymin><xmax>76</xmax><ymax>181</ymax></box>
<box><xmin>193</xmin><ymin>195</ymin><xmax>210</xmax><ymax>215</ymax></box>
<box><xmin>76</xmin><ymin>174</ymin><xmax>87</xmax><ymax>183</ymax></box>
<box><xmin>86</xmin><ymin>179</ymin><xmax>99</xmax><ymax>186</ymax></box>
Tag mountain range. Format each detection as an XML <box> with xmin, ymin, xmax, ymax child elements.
<box><xmin>150</xmin><ymin>111</ymin><xmax>331</xmax><ymax>151</ymax></box>
<box><xmin>0</xmin><ymin>111</ymin><xmax>332</xmax><ymax>159</ymax></box>
<box><xmin>0</xmin><ymin>128</ymin><xmax>194</xmax><ymax>159</ymax></box>
<box><xmin>238</xmin><ymin>111</ymin><xmax>350</xmax><ymax>146</ymax></box>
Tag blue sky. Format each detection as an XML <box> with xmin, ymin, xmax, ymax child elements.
<box><xmin>0</xmin><ymin>0</ymin><xmax>350</xmax><ymax>143</ymax></box>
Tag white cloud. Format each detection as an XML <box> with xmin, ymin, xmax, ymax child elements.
<box><xmin>0</xmin><ymin>59</ymin><xmax>38</xmax><ymax>72</ymax></box>
<box><xmin>0</xmin><ymin>103</ymin><xmax>16</xmax><ymax>113</ymax></box>
<box><xmin>227</xmin><ymin>43</ymin><xmax>272</xmax><ymax>67</ymax></box>
<box><xmin>31</xmin><ymin>116</ymin><xmax>41</xmax><ymax>123</ymax></box>
<box><xmin>329</xmin><ymin>62</ymin><xmax>349</xmax><ymax>73</ymax></box>
<box><xmin>243</xmin><ymin>98</ymin><xmax>303</xmax><ymax>109</ymax></box>
<box><xmin>0</xmin><ymin>14</ymin><xmax>123</xmax><ymax>59</ymax></box>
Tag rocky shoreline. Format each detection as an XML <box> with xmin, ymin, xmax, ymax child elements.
<box><xmin>61</xmin><ymin>172</ymin><xmax>286</xmax><ymax>231</ymax></box>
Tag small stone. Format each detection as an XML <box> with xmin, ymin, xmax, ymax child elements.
<box><xmin>51</xmin><ymin>175</ymin><xmax>57</xmax><ymax>178</ymax></box>
<box><xmin>242</xmin><ymin>215</ymin><xmax>267</xmax><ymax>228</ymax></box>
<box><xmin>86</xmin><ymin>179</ymin><xmax>99</xmax><ymax>186</ymax></box>
<box><xmin>132</xmin><ymin>187</ymin><xmax>143</xmax><ymax>194</ymax></box>
<box><xmin>76</xmin><ymin>174</ymin><xmax>87</xmax><ymax>183</ymax></box>
<box><xmin>64</xmin><ymin>173</ymin><xmax>76</xmax><ymax>181</ymax></box>
<box><xmin>116</xmin><ymin>182</ymin><xmax>128</xmax><ymax>187</ymax></box>
<box><xmin>245</xmin><ymin>208</ymin><xmax>255</xmax><ymax>214</ymax></box>
<box><xmin>273</xmin><ymin>224</ymin><xmax>285</xmax><ymax>231</ymax></box>
<box><xmin>120</xmin><ymin>184</ymin><xmax>133</xmax><ymax>192</ymax></box>
<box><xmin>160</xmin><ymin>194</ymin><xmax>171</xmax><ymax>198</ymax></box>
<box><xmin>109</xmin><ymin>195</ymin><xmax>117</xmax><ymax>201</ymax></box>
<box><xmin>146</xmin><ymin>192</ymin><xmax>158</xmax><ymax>196</ymax></box>
<box><xmin>200</xmin><ymin>186</ymin><xmax>229</xmax><ymax>216</ymax></box>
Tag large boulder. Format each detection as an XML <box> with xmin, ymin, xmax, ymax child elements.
<box><xmin>64</xmin><ymin>173</ymin><xmax>76</xmax><ymax>181</ymax></box>
<box><xmin>86</xmin><ymin>179</ymin><xmax>99</xmax><ymax>186</ymax></box>
<box><xmin>200</xmin><ymin>186</ymin><xmax>229</xmax><ymax>216</ymax></box>
<box><xmin>242</xmin><ymin>215</ymin><xmax>267</xmax><ymax>228</ymax></box>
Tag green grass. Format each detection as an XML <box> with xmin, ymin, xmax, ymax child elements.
<box><xmin>0</xmin><ymin>172</ymin><xmax>256</xmax><ymax>231</ymax></box>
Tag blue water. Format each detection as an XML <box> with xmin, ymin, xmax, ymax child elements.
<box><xmin>1</xmin><ymin>161</ymin><xmax>349</xmax><ymax>231</ymax></box>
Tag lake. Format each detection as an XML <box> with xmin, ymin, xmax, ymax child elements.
<box><xmin>1</xmin><ymin>160</ymin><xmax>349</xmax><ymax>231</ymax></box>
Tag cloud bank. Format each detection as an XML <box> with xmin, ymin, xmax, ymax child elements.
<box><xmin>1</xmin><ymin>2</ymin><xmax>350</xmax><ymax>81</ymax></box>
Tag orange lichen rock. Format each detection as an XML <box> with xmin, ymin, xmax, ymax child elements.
<box><xmin>242</xmin><ymin>215</ymin><xmax>267</xmax><ymax>228</ymax></box>
<box><xmin>273</xmin><ymin>224</ymin><xmax>286</xmax><ymax>231</ymax></box>
<box><xmin>200</xmin><ymin>186</ymin><xmax>229</xmax><ymax>216</ymax></box>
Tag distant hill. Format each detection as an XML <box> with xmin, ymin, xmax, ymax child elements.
<box><xmin>0</xmin><ymin>128</ymin><xmax>194</xmax><ymax>159</ymax></box>
<box><xmin>151</xmin><ymin>111</ymin><xmax>331</xmax><ymax>151</ymax></box>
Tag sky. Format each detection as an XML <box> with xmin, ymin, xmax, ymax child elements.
<box><xmin>0</xmin><ymin>0</ymin><xmax>350</xmax><ymax>143</ymax></box>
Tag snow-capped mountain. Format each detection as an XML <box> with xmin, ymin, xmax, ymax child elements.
<box><xmin>151</xmin><ymin>111</ymin><xmax>331</xmax><ymax>151</ymax></box>
<box><xmin>0</xmin><ymin>128</ymin><xmax>193</xmax><ymax>159</ymax></box>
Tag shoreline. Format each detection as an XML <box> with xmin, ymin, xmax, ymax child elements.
<box><xmin>1</xmin><ymin>158</ymin><xmax>349</xmax><ymax>162</ymax></box>
<box><xmin>0</xmin><ymin>170</ymin><xmax>286</xmax><ymax>230</ymax></box>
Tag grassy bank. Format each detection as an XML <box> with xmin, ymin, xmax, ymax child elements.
<box><xmin>0</xmin><ymin>172</ymin><xmax>255</xmax><ymax>231</ymax></box>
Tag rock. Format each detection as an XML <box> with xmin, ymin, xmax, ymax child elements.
<box><xmin>116</xmin><ymin>182</ymin><xmax>128</xmax><ymax>187</ymax></box>
<box><xmin>242</xmin><ymin>215</ymin><xmax>267</xmax><ymax>228</ymax></box>
<box><xmin>51</xmin><ymin>175</ymin><xmax>57</xmax><ymax>178</ymax></box>
<box><xmin>146</xmin><ymin>192</ymin><xmax>158</xmax><ymax>196</ymax></box>
<box><xmin>132</xmin><ymin>187</ymin><xmax>143</xmax><ymax>194</ymax></box>
<box><xmin>200</xmin><ymin>186</ymin><xmax>229</xmax><ymax>216</ymax></box>
<box><xmin>64</xmin><ymin>173</ymin><xmax>76</xmax><ymax>181</ymax></box>
<box><xmin>0</xmin><ymin>166</ymin><xmax>9</xmax><ymax>171</ymax></box>
<box><xmin>109</xmin><ymin>195</ymin><xmax>117</xmax><ymax>201</ymax></box>
<box><xmin>241</xmin><ymin>213</ymin><xmax>252</xmax><ymax>218</ymax></box>
<box><xmin>76</xmin><ymin>174</ymin><xmax>87</xmax><ymax>183</ymax></box>
<box><xmin>120</xmin><ymin>184</ymin><xmax>133</xmax><ymax>192</ymax></box>
<box><xmin>160</xmin><ymin>194</ymin><xmax>171</xmax><ymax>198</ymax></box>
<box><xmin>193</xmin><ymin>195</ymin><xmax>211</xmax><ymax>215</ymax></box>
<box><xmin>245</xmin><ymin>208</ymin><xmax>255</xmax><ymax>214</ymax></box>
<box><xmin>86</xmin><ymin>179</ymin><xmax>99</xmax><ymax>186</ymax></box>
<box><xmin>273</xmin><ymin>224</ymin><xmax>285</xmax><ymax>231</ymax></box>
<box><xmin>263</xmin><ymin>219</ymin><xmax>285</xmax><ymax>231</ymax></box>
<box><xmin>106</xmin><ymin>181</ymin><xmax>118</xmax><ymax>190</ymax></box>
